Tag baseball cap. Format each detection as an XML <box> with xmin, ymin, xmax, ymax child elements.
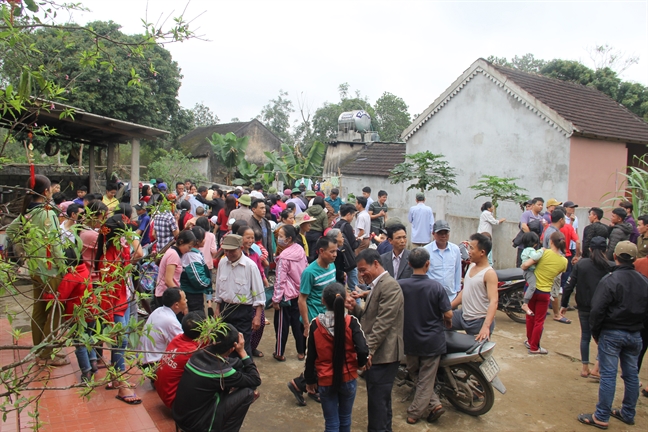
<box><xmin>546</xmin><ymin>198</ymin><xmax>562</xmax><ymax>207</ymax></box>
<box><xmin>221</xmin><ymin>234</ymin><xmax>242</xmax><ymax>250</ymax></box>
<box><xmin>133</xmin><ymin>201</ymin><xmax>147</xmax><ymax>211</ymax></box>
<box><xmin>563</xmin><ymin>201</ymin><xmax>578</xmax><ymax>208</ymax></box>
<box><xmin>614</xmin><ymin>240</ymin><xmax>637</xmax><ymax>259</ymax></box>
<box><xmin>158</xmin><ymin>182</ymin><xmax>168</xmax><ymax>191</ymax></box>
<box><xmin>416</xmin><ymin>192</ymin><xmax>425</xmax><ymax>201</ymax></box>
<box><xmin>590</xmin><ymin>236</ymin><xmax>607</xmax><ymax>250</ymax></box>
<box><xmin>433</xmin><ymin>220</ymin><xmax>450</xmax><ymax>233</ymax></box>
<box><xmin>210</xmin><ymin>216</ymin><xmax>218</xmax><ymax>225</ymax></box>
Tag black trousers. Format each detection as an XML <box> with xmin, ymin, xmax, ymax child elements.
<box><xmin>221</xmin><ymin>303</ymin><xmax>253</xmax><ymax>355</ymax></box>
<box><xmin>216</xmin><ymin>387</ymin><xmax>255</xmax><ymax>432</ymax></box>
<box><xmin>186</xmin><ymin>293</ymin><xmax>204</xmax><ymax>313</ymax></box>
<box><xmin>365</xmin><ymin>361</ymin><xmax>400</xmax><ymax>432</ymax></box>
<box><xmin>273</xmin><ymin>298</ymin><xmax>305</xmax><ymax>357</ymax></box>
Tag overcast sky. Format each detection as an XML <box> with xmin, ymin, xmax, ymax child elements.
<box><xmin>73</xmin><ymin>0</ymin><xmax>648</xmax><ymax>126</ymax></box>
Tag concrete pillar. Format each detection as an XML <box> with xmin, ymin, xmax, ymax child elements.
<box><xmin>88</xmin><ymin>145</ymin><xmax>95</xmax><ymax>193</ymax></box>
<box><xmin>130</xmin><ymin>139</ymin><xmax>140</xmax><ymax>206</ymax></box>
<box><xmin>436</xmin><ymin>194</ymin><xmax>447</xmax><ymax>221</ymax></box>
<box><xmin>106</xmin><ymin>143</ymin><xmax>115</xmax><ymax>183</ymax></box>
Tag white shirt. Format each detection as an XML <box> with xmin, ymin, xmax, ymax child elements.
<box><xmin>249</xmin><ymin>190</ymin><xmax>264</xmax><ymax>200</ymax></box>
<box><xmin>355</xmin><ymin>210</ymin><xmax>371</xmax><ymax>239</ymax></box>
<box><xmin>477</xmin><ymin>210</ymin><xmax>499</xmax><ymax>236</ymax></box>
<box><xmin>138</xmin><ymin>306</ymin><xmax>183</xmax><ymax>364</ymax></box>
<box><xmin>215</xmin><ymin>253</ymin><xmax>266</xmax><ymax>307</ymax></box>
<box><xmin>366</xmin><ymin>270</ymin><xmax>389</xmax><ymax>303</ymax></box>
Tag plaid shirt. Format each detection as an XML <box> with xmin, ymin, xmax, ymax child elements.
<box><xmin>153</xmin><ymin>211</ymin><xmax>178</xmax><ymax>249</ymax></box>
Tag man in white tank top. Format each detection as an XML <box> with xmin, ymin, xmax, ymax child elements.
<box><xmin>450</xmin><ymin>233</ymin><xmax>499</xmax><ymax>341</ymax></box>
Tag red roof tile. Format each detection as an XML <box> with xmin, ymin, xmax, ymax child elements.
<box><xmin>339</xmin><ymin>142</ymin><xmax>406</xmax><ymax>177</ymax></box>
<box><xmin>492</xmin><ymin>63</ymin><xmax>648</xmax><ymax>144</ymax></box>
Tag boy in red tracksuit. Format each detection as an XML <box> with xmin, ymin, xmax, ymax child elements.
<box><xmin>52</xmin><ymin>250</ymin><xmax>99</xmax><ymax>382</ymax></box>
<box><xmin>155</xmin><ymin>311</ymin><xmax>204</xmax><ymax>408</ymax></box>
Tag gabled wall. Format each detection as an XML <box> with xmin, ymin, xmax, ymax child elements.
<box><xmin>406</xmin><ymin>72</ymin><xmax>571</xmax><ymax>223</ymax></box>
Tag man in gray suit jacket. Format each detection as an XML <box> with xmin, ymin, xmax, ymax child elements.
<box><xmin>348</xmin><ymin>249</ymin><xmax>404</xmax><ymax>432</ymax></box>
<box><xmin>380</xmin><ymin>223</ymin><xmax>413</xmax><ymax>280</ymax></box>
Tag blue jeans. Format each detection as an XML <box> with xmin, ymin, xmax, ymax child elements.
<box><xmin>578</xmin><ymin>311</ymin><xmax>592</xmax><ymax>364</ymax></box>
<box><xmin>346</xmin><ymin>268</ymin><xmax>361</xmax><ymax>306</ymax></box>
<box><xmin>111</xmin><ymin>305</ymin><xmax>130</xmax><ymax>372</ymax></box>
<box><xmin>595</xmin><ymin>329</ymin><xmax>642</xmax><ymax>423</ymax></box>
<box><xmin>319</xmin><ymin>379</ymin><xmax>357</xmax><ymax>432</ymax></box>
<box><xmin>75</xmin><ymin>321</ymin><xmax>97</xmax><ymax>373</ymax></box>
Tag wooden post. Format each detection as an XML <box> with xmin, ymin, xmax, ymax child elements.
<box><xmin>106</xmin><ymin>143</ymin><xmax>115</xmax><ymax>183</ymax></box>
<box><xmin>88</xmin><ymin>145</ymin><xmax>95</xmax><ymax>193</ymax></box>
<box><xmin>130</xmin><ymin>139</ymin><xmax>140</xmax><ymax>206</ymax></box>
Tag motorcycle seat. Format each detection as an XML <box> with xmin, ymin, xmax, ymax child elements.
<box><xmin>445</xmin><ymin>331</ymin><xmax>480</xmax><ymax>354</ymax></box>
<box><xmin>495</xmin><ymin>268</ymin><xmax>524</xmax><ymax>282</ymax></box>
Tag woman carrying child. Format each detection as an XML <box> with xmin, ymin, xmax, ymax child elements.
<box><xmin>521</xmin><ymin>231</ymin><xmax>568</xmax><ymax>354</ymax></box>
<box><xmin>519</xmin><ymin>232</ymin><xmax>544</xmax><ymax>316</ymax></box>
<box><xmin>304</xmin><ymin>283</ymin><xmax>368</xmax><ymax>432</ymax></box>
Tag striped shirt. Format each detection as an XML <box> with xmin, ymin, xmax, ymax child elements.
<box><xmin>300</xmin><ymin>261</ymin><xmax>337</xmax><ymax>322</ymax></box>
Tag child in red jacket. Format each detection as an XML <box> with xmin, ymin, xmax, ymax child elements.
<box><xmin>55</xmin><ymin>249</ymin><xmax>99</xmax><ymax>382</ymax></box>
<box><xmin>304</xmin><ymin>283</ymin><xmax>369</xmax><ymax>432</ymax></box>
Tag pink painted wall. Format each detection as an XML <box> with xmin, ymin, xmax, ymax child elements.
<box><xmin>568</xmin><ymin>136</ymin><xmax>627</xmax><ymax>209</ymax></box>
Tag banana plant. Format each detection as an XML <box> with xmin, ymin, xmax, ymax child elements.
<box><xmin>207</xmin><ymin>132</ymin><xmax>249</xmax><ymax>184</ymax></box>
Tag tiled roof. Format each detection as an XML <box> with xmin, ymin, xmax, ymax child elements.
<box><xmin>402</xmin><ymin>58</ymin><xmax>648</xmax><ymax>145</ymax></box>
<box><xmin>339</xmin><ymin>142</ymin><xmax>406</xmax><ymax>177</ymax></box>
<box><xmin>491</xmin><ymin>64</ymin><xmax>648</xmax><ymax>144</ymax></box>
<box><xmin>179</xmin><ymin>121</ymin><xmax>253</xmax><ymax>157</ymax></box>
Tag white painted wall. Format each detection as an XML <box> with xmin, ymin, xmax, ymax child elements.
<box><xmin>406</xmin><ymin>72</ymin><xmax>571</xmax><ymax>222</ymax></box>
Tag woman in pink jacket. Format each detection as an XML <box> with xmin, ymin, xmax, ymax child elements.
<box><xmin>272</xmin><ymin>224</ymin><xmax>308</xmax><ymax>361</ymax></box>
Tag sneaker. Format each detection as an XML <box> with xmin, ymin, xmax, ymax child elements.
<box><xmin>137</xmin><ymin>308</ymin><xmax>149</xmax><ymax>317</ymax></box>
<box><xmin>287</xmin><ymin>381</ymin><xmax>306</xmax><ymax>406</ymax></box>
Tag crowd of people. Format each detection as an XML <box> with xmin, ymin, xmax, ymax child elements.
<box><xmin>5</xmin><ymin>175</ymin><xmax>648</xmax><ymax>430</ymax></box>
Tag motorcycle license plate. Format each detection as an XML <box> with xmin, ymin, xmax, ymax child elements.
<box><xmin>479</xmin><ymin>356</ymin><xmax>500</xmax><ymax>382</ymax></box>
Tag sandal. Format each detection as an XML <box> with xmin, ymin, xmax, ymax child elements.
<box><xmin>297</xmin><ymin>353</ymin><xmax>305</xmax><ymax>361</ymax></box>
<box><xmin>406</xmin><ymin>417</ymin><xmax>418</xmax><ymax>424</ymax></box>
<box><xmin>529</xmin><ymin>348</ymin><xmax>548</xmax><ymax>355</ymax></box>
<box><xmin>426</xmin><ymin>405</ymin><xmax>445</xmax><ymax>423</ymax></box>
<box><xmin>577</xmin><ymin>413</ymin><xmax>608</xmax><ymax>429</ymax></box>
<box><xmin>115</xmin><ymin>394</ymin><xmax>142</xmax><ymax>405</ymax></box>
<box><xmin>252</xmin><ymin>349</ymin><xmax>264</xmax><ymax>358</ymax></box>
<box><xmin>610</xmin><ymin>408</ymin><xmax>634</xmax><ymax>425</ymax></box>
<box><xmin>554</xmin><ymin>316</ymin><xmax>572</xmax><ymax>324</ymax></box>
<box><xmin>642</xmin><ymin>388</ymin><xmax>648</xmax><ymax>397</ymax></box>
<box><xmin>273</xmin><ymin>354</ymin><xmax>286</xmax><ymax>362</ymax></box>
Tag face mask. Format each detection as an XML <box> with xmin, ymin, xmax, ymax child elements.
<box><xmin>277</xmin><ymin>238</ymin><xmax>288</xmax><ymax>247</ymax></box>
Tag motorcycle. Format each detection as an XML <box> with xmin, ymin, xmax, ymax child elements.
<box><xmin>495</xmin><ymin>267</ymin><xmax>527</xmax><ymax>324</ymax></box>
<box><xmin>396</xmin><ymin>331</ymin><xmax>506</xmax><ymax>416</ymax></box>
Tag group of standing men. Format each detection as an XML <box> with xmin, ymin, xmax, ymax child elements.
<box><xmin>287</xmin><ymin>186</ymin><xmax>499</xmax><ymax>429</ymax></box>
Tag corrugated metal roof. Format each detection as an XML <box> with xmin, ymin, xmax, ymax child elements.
<box><xmin>0</xmin><ymin>99</ymin><xmax>169</xmax><ymax>145</ymax></box>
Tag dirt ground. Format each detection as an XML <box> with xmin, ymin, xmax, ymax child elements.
<box><xmin>3</xmin><ymin>283</ymin><xmax>647</xmax><ymax>431</ymax></box>
<box><xmin>244</xmin><ymin>308</ymin><xmax>648</xmax><ymax>432</ymax></box>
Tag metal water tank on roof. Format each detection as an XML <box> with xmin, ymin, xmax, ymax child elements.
<box><xmin>338</xmin><ymin>110</ymin><xmax>372</xmax><ymax>132</ymax></box>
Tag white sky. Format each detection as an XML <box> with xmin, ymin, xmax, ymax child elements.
<box><xmin>71</xmin><ymin>0</ymin><xmax>648</xmax><ymax>125</ymax></box>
